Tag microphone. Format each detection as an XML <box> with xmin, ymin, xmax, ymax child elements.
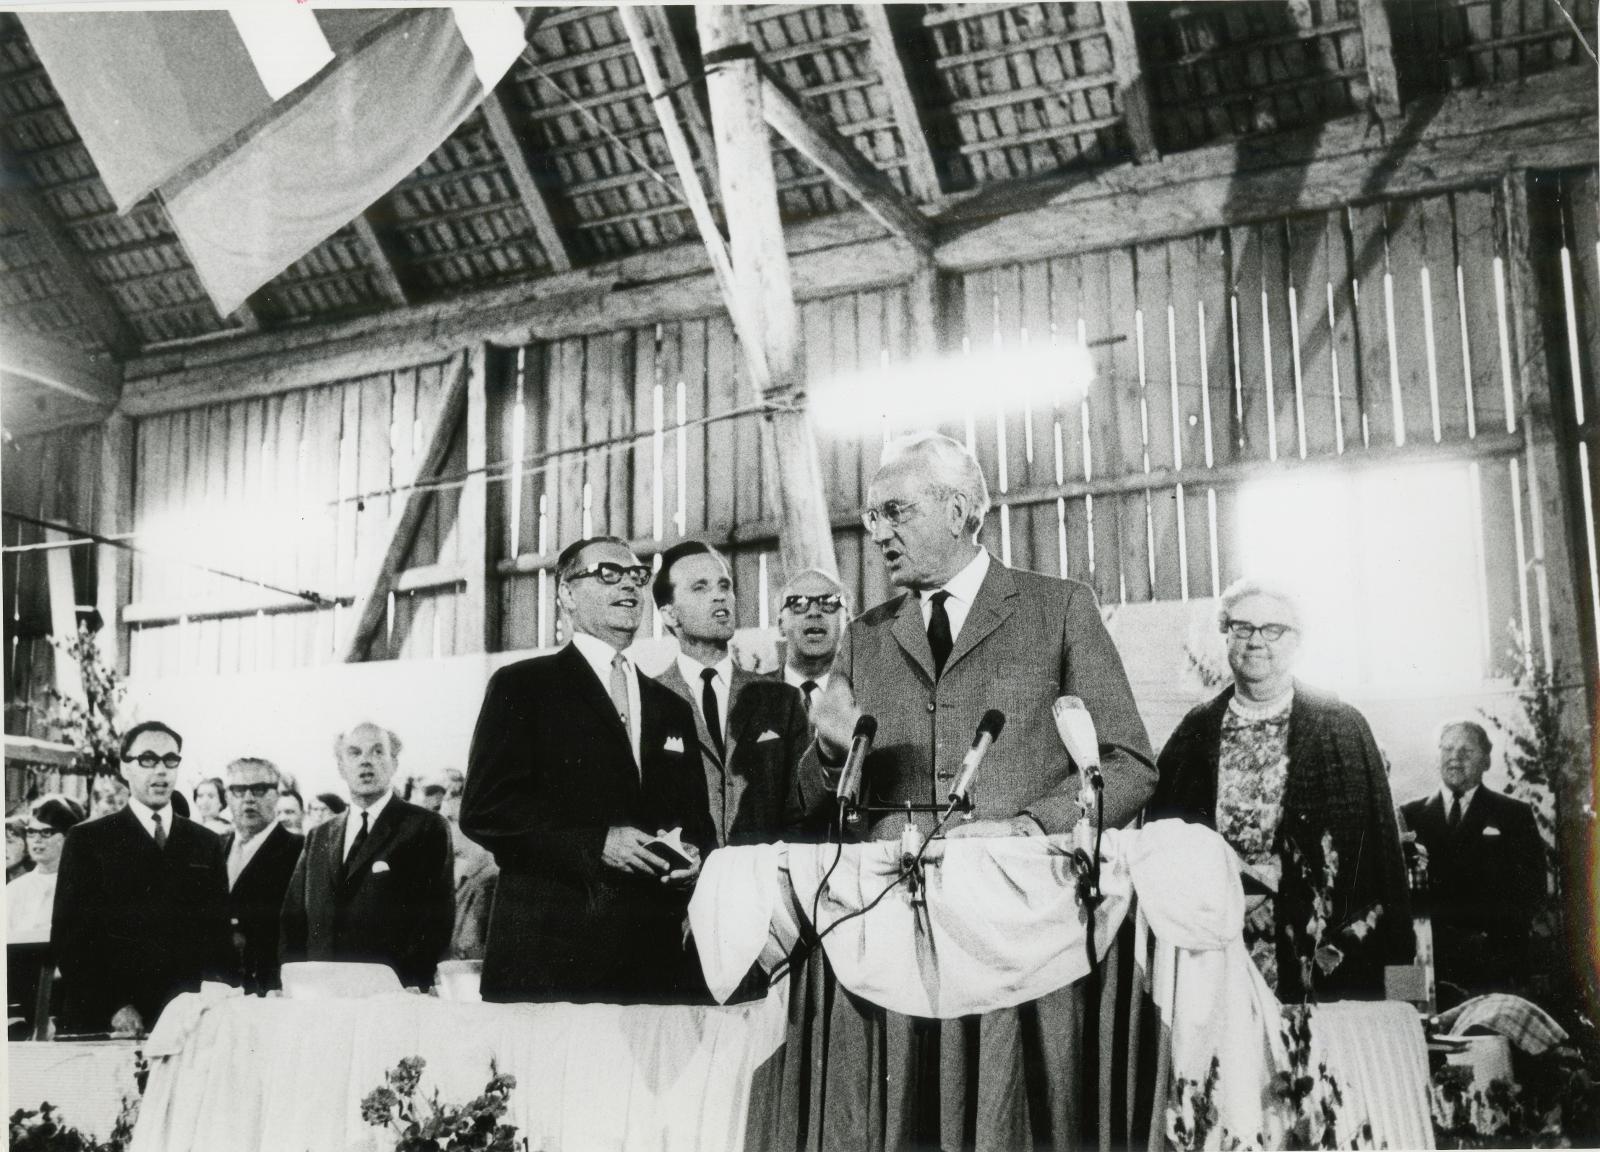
<box><xmin>835</xmin><ymin>714</ymin><xmax>878</xmax><ymax>810</ymax></box>
<box><xmin>1051</xmin><ymin>696</ymin><xmax>1103</xmax><ymax>790</ymax></box>
<box><xmin>948</xmin><ymin>709</ymin><xmax>1006</xmax><ymax>806</ymax></box>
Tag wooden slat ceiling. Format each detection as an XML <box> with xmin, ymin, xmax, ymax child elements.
<box><xmin>0</xmin><ymin>0</ymin><xmax>1593</xmax><ymax>363</ymax></box>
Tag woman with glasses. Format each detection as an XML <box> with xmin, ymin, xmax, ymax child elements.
<box><xmin>7</xmin><ymin>795</ymin><xmax>85</xmax><ymax>944</ymax></box>
<box><xmin>1149</xmin><ymin>577</ymin><xmax>1412</xmax><ymax>1001</ymax></box>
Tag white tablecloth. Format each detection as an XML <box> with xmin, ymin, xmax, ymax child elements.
<box><xmin>130</xmin><ymin>988</ymin><xmax>789</xmax><ymax>1152</ymax></box>
<box><xmin>7</xmin><ymin>1040</ymin><xmax>142</xmax><ymax>1139</ymax></box>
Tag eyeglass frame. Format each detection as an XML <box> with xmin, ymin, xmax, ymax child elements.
<box><xmin>859</xmin><ymin>499</ymin><xmax>924</xmax><ymax>533</ymax></box>
<box><xmin>225</xmin><ymin>782</ymin><xmax>279</xmax><ymax>799</ymax></box>
<box><xmin>564</xmin><ymin>562</ymin><xmax>652</xmax><ymax>588</ymax></box>
<box><xmin>781</xmin><ymin>593</ymin><xmax>845</xmax><ymax>615</ymax></box>
<box><xmin>1221</xmin><ymin>620</ymin><xmax>1295</xmax><ymax>643</ymax></box>
<box><xmin>121</xmin><ymin>752</ymin><xmax>183</xmax><ymax>770</ymax></box>
<box><xmin>24</xmin><ymin>827</ymin><xmax>62</xmax><ymax>839</ymax></box>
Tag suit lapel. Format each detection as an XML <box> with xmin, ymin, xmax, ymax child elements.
<box><xmin>559</xmin><ymin>643</ymin><xmax>635</xmax><ymax>761</ymax></box>
<box><xmin>343</xmin><ymin>800</ymin><xmax>401</xmax><ymax>885</ymax></box>
<box><xmin>660</xmin><ymin>661</ymin><xmax>723</xmax><ymax>769</ymax></box>
<box><xmin>320</xmin><ymin>812</ymin><xmax>348</xmax><ymax>890</ymax></box>
<box><xmin>889</xmin><ymin>593</ymin><xmax>937</xmax><ymax>685</ymax></box>
<box><xmin>943</xmin><ymin>561</ymin><xmax>1018</xmax><ymax>675</ymax></box>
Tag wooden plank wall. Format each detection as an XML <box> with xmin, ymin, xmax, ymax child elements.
<box><xmin>2</xmin><ymin>422</ymin><xmax>101</xmax><ymax>736</ymax></box>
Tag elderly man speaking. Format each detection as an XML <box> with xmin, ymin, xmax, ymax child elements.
<box><xmin>795</xmin><ymin>430</ymin><xmax>1155</xmax><ymax>1149</ymax></box>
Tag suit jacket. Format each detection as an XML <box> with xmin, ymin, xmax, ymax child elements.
<box><xmin>1400</xmin><ymin>787</ymin><xmax>1541</xmax><ymax>999</ymax></box>
<box><xmin>797</xmin><ymin>557</ymin><xmax>1156</xmax><ymax>838</ymax></box>
<box><xmin>1150</xmin><ymin>682</ymin><xmax>1414</xmax><ymax>1001</ymax></box>
<box><xmin>221</xmin><ymin>823</ymin><xmax>303</xmax><ymax>993</ymax></box>
<box><xmin>279</xmin><ymin>796</ymin><xmax>454</xmax><ymax>990</ymax></box>
<box><xmin>460</xmin><ymin>643</ymin><xmax>716</xmax><ymax>1004</ymax></box>
<box><xmin>52</xmin><ymin>806</ymin><xmax>235</xmax><ymax>1033</ymax></box>
<box><xmin>656</xmin><ymin>661</ymin><xmax>813</xmax><ymax>845</ymax></box>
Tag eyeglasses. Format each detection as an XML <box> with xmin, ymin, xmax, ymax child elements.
<box><xmin>226</xmin><ymin>783</ymin><xmax>278</xmax><ymax>799</ymax></box>
<box><xmin>860</xmin><ymin>500</ymin><xmax>922</xmax><ymax>533</ymax></box>
<box><xmin>782</xmin><ymin>593</ymin><xmax>844</xmax><ymax>614</ymax></box>
<box><xmin>122</xmin><ymin>752</ymin><xmax>183</xmax><ymax>770</ymax></box>
<box><xmin>1223</xmin><ymin>621</ymin><xmax>1294</xmax><ymax>642</ymax></box>
<box><xmin>24</xmin><ymin>828</ymin><xmax>61</xmax><ymax>839</ymax></box>
<box><xmin>566</xmin><ymin>562</ymin><xmax>652</xmax><ymax>588</ymax></box>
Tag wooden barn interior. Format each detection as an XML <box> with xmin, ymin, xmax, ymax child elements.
<box><xmin>1</xmin><ymin>0</ymin><xmax>1595</xmax><ymax>945</ymax></box>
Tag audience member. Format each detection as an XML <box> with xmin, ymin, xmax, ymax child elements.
<box><xmin>53</xmin><ymin>721</ymin><xmax>234</xmax><ymax>1036</ymax></box>
<box><xmin>220</xmin><ymin>758</ymin><xmax>303</xmax><ymax>994</ymax></box>
<box><xmin>449</xmin><ymin>820</ymin><xmax>497</xmax><ymax>961</ymax></box>
<box><xmin>413</xmin><ymin>776</ymin><xmax>448</xmax><ymax>814</ymax></box>
<box><xmin>193</xmin><ymin>777</ymin><xmax>232</xmax><ymax>835</ymax></box>
<box><xmin>88</xmin><ymin>774</ymin><xmax>128</xmax><ymax>820</ymax></box>
<box><xmin>276</xmin><ymin>790</ymin><xmax>305</xmax><ymax>834</ymax></box>
<box><xmin>652</xmin><ymin>540</ymin><xmax>811</xmax><ymax>847</ymax></box>
<box><xmin>440</xmin><ymin>767</ymin><xmax>465</xmax><ymax>822</ymax></box>
<box><xmin>305</xmin><ymin>791</ymin><xmax>347</xmax><ymax>832</ymax></box>
<box><xmin>462</xmin><ymin>535</ymin><xmax>715</xmax><ymax>1004</ymax></box>
<box><xmin>8</xmin><ymin>796</ymin><xmax>84</xmax><ymax>944</ymax></box>
<box><xmin>280</xmin><ymin>723</ymin><xmax>453</xmax><ymax>990</ymax></box>
<box><xmin>1400</xmin><ymin>720</ymin><xmax>1543</xmax><ymax>1007</ymax></box>
<box><xmin>6</xmin><ymin>814</ymin><xmax>33</xmax><ymax>883</ymax></box>
<box><xmin>1150</xmin><ymin>578</ymin><xmax>1412</xmax><ymax>1001</ymax></box>
<box><xmin>776</xmin><ymin>567</ymin><xmax>848</xmax><ymax>713</ymax></box>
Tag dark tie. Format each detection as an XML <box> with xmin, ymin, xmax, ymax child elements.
<box><xmin>801</xmin><ymin>680</ymin><xmax>817</xmax><ymax>713</ymax></box>
<box><xmin>1447</xmin><ymin>794</ymin><xmax>1463</xmax><ymax>830</ymax></box>
<box><xmin>927</xmin><ymin>590</ymin><xmax>953</xmax><ymax>678</ymax></box>
<box><xmin>702</xmin><ymin>667</ymin><xmax>725</xmax><ymax>761</ymax></box>
<box><xmin>151</xmin><ymin>811</ymin><xmax>167</xmax><ymax>850</ymax></box>
<box><xmin>344</xmin><ymin>811</ymin><xmax>369</xmax><ymax>880</ymax></box>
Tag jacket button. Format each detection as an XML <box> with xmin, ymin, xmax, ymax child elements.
<box><xmin>937</xmin><ymin>770</ymin><xmax>953</xmax><ymax>781</ymax></box>
<box><xmin>927</xmin><ymin>701</ymin><xmax>936</xmax><ymax>712</ymax></box>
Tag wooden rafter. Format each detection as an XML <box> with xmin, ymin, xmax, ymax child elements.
<box><xmin>0</xmin><ymin>326</ymin><xmax>119</xmax><ymax>406</ymax></box>
<box><xmin>480</xmin><ymin>88</ymin><xmax>573</xmax><ymax>274</ymax></box>
<box><xmin>639</xmin><ymin>6</ymin><xmax>721</xmax><ymax>191</ymax></box>
<box><xmin>758</xmin><ymin>66</ymin><xmax>934</xmax><ymax>254</ymax></box>
<box><xmin>1099</xmin><ymin>1</ymin><xmax>1160</xmax><ymax>162</ymax></box>
<box><xmin>1356</xmin><ymin>0</ymin><xmax>1402</xmax><ymax>119</ymax></box>
<box><xmin>349</xmin><ymin>211</ymin><xmax>410</xmax><ymax>307</ymax></box>
<box><xmin>342</xmin><ymin>353</ymin><xmax>468</xmax><ymax>661</ymax></box>
<box><xmin>858</xmin><ymin>5</ymin><xmax>941</xmax><ymax>203</ymax></box>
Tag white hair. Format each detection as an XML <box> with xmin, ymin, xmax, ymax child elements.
<box><xmin>877</xmin><ymin>431</ymin><xmax>991</xmax><ymax>536</ymax></box>
<box><xmin>332</xmin><ymin>722</ymin><xmax>403</xmax><ymax>759</ymax></box>
<box><xmin>1217</xmin><ymin>576</ymin><xmax>1303</xmax><ymax>632</ymax></box>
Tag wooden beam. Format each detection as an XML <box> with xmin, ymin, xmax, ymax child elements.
<box><xmin>480</xmin><ymin>89</ymin><xmax>574</xmax><ymax>273</ymax></box>
<box><xmin>458</xmin><ymin>343</ymin><xmax>491</xmax><ymax>651</ymax></box>
<box><xmin>0</xmin><ymin>156</ymin><xmax>139</xmax><ymax>356</ymax></box>
<box><xmin>349</xmin><ymin>211</ymin><xmax>410</xmax><ymax>307</ymax></box>
<box><xmin>697</xmin><ymin>4</ymin><xmax>837</xmax><ymax>578</ymax></box>
<box><xmin>640</xmin><ymin>6</ymin><xmax>721</xmax><ymax>191</ymax></box>
<box><xmin>758</xmin><ymin>68</ymin><xmax>934</xmax><ymax>253</ymax></box>
<box><xmin>1357</xmin><ymin>0</ymin><xmax>1403</xmax><ymax>120</ymax></box>
<box><xmin>342</xmin><ymin>354</ymin><xmax>470</xmax><ymax>661</ymax></box>
<box><xmin>1099</xmin><ymin>1</ymin><xmax>1159</xmax><ymax>162</ymax></box>
<box><xmin>0</xmin><ymin>327</ymin><xmax>120</xmax><ymax>406</ymax></box>
<box><xmin>95</xmin><ymin>412</ymin><xmax>133</xmax><ymax>677</ymax></box>
<box><xmin>857</xmin><ymin>4</ymin><xmax>941</xmax><ymax>203</ymax></box>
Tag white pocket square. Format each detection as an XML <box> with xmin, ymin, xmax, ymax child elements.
<box><xmin>371</xmin><ymin>860</ymin><xmax>390</xmax><ymax>874</ymax></box>
<box><xmin>756</xmin><ymin>729</ymin><xmax>781</xmax><ymax>743</ymax></box>
<box><xmin>1482</xmin><ymin>826</ymin><xmax>1501</xmax><ymax>837</ymax></box>
<box><xmin>664</xmin><ymin>735</ymin><xmax>685</xmax><ymax>754</ymax></box>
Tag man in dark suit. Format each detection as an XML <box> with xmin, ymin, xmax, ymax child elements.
<box><xmin>461</xmin><ymin>535</ymin><xmax>716</xmax><ymax>1004</ymax></box>
<box><xmin>52</xmin><ymin>720</ymin><xmax>236</xmax><ymax>1036</ymax></box>
<box><xmin>651</xmin><ymin>540</ymin><xmax>812</xmax><ymax>846</ymax></box>
<box><xmin>280</xmin><ymin>723</ymin><xmax>454</xmax><ymax>990</ymax></box>
<box><xmin>219</xmin><ymin>757</ymin><xmax>303</xmax><ymax>994</ymax></box>
<box><xmin>1401</xmin><ymin>720</ymin><xmax>1544</xmax><ymax>1007</ymax></box>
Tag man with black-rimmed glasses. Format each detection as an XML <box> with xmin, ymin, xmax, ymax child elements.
<box><xmin>776</xmin><ymin>567</ymin><xmax>850</xmax><ymax>711</ymax></box>
<box><xmin>218</xmin><ymin>758</ymin><xmax>302</xmax><ymax>994</ymax></box>
<box><xmin>52</xmin><ymin>720</ymin><xmax>235</xmax><ymax>1035</ymax></box>
<box><xmin>461</xmin><ymin>535</ymin><xmax>715</xmax><ymax>1004</ymax></box>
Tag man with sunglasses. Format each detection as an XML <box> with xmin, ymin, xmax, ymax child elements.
<box><xmin>651</xmin><ymin>540</ymin><xmax>811</xmax><ymax>848</ymax></box>
<box><xmin>53</xmin><ymin>720</ymin><xmax>236</xmax><ymax>1036</ymax></box>
<box><xmin>776</xmin><ymin>568</ymin><xmax>849</xmax><ymax>710</ymax></box>
<box><xmin>217</xmin><ymin>758</ymin><xmax>302</xmax><ymax>994</ymax></box>
<box><xmin>461</xmin><ymin>535</ymin><xmax>716</xmax><ymax>1004</ymax></box>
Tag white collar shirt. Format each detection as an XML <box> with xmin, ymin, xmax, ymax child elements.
<box><xmin>677</xmin><ymin>652</ymin><xmax>733</xmax><ymax>746</ymax></box>
<box><xmin>916</xmin><ymin>547</ymin><xmax>992</xmax><ymax>644</ymax></box>
<box><xmin>344</xmin><ymin>790</ymin><xmax>393</xmax><ymax>860</ymax></box>
<box><xmin>227</xmin><ymin>819</ymin><xmax>279</xmax><ymax>889</ymax></box>
<box><xmin>784</xmin><ymin>665</ymin><xmax>831</xmax><ymax>698</ymax></box>
<box><xmin>126</xmin><ymin>795</ymin><xmax>173</xmax><ymax>844</ymax></box>
<box><xmin>1439</xmin><ymin>784</ymin><xmax>1480</xmax><ymax>818</ymax></box>
<box><xmin>571</xmin><ymin>632</ymin><xmax>641</xmax><ymax>766</ymax></box>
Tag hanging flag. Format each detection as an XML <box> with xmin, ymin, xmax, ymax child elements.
<box><xmin>21</xmin><ymin>10</ymin><xmax>398</xmax><ymax>212</ymax></box>
<box><xmin>24</xmin><ymin>6</ymin><xmax>526</xmax><ymax>316</ymax></box>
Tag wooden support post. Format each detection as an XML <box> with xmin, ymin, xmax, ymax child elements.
<box><xmin>908</xmin><ymin>263</ymin><xmax>942</xmax><ymax>357</ymax></box>
<box><xmin>350</xmin><ymin>211</ymin><xmax>410</xmax><ymax>307</ymax></box>
<box><xmin>342</xmin><ymin>354</ymin><xmax>470</xmax><ymax>661</ymax></box>
<box><xmin>44</xmin><ymin>529</ymin><xmax>83</xmax><ymax>703</ymax></box>
<box><xmin>459</xmin><ymin>343</ymin><xmax>492</xmax><ymax>651</ymax></box>
<box><xmin>95</xmin><ymin>412</ymin><xmax>134</xmax><ymax>677</ymax></box>
<box><xmin>481</xmin><ymin>89</ymin><xmax>574</xmax><ymax>273</ymax></box>
<box><xmin>758</xmin><ymin>69</ymin><xmax>934</xmax><ymax>253</ymax></box>
<box><xmin>859</xmin><ymin>4</ymin><xmax>941</xmax><ymax>203</ymax></box>
<box><xmin>696</xmin><ymin>3</ymin><xmax>837</xmax><ymax>578</ymax></box>
<box><xmin>1099</xmin><ymin>1</ymin><xmax>1160</xmax><ymax>162</ymax></box>
<box><xmin>640</xmin><ymin>6</ymin><xmax>721</xmax><ymax>190</ymax></box>
<box><xmin>1357</xmin><ymin>0</ymin><xmax>1403</xmax><ymax>120</ymax></box>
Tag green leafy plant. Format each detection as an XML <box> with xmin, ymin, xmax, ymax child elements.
<box><xmin>1272</xmin><ymin>1007</ymin><xmax>1377</xmax><ymax>1151</ymax></box>
<box><xmin>360</xmin><ymin>1056</ymin><xmax>525</xmax><ymax>1152</ymax></box>
<box><xmin>40</xmin><ymin>624</ymin><xmax>124</xmax><ymax>778</ymax></box>
<box><xmin>1167</xmin><ymin>1055</ymin><xmax>1248</xmax><ymax>1151</ymax></box>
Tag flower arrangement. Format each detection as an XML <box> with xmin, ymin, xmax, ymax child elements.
<box><xmin>360</xmin><ymin>1056</ymin><xmax>524</xmax><ymax>1152</ymax></box>
<box><xmin>8</xmin><ymin>1051</ymin><xmax>144</xmax><ymax>1152</ymax></box>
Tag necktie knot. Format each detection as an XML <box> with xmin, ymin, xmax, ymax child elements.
<box><xmin>801</xmin><ymin>680</ymin><xmax>818</xmax><ymax>711</ymax></box>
